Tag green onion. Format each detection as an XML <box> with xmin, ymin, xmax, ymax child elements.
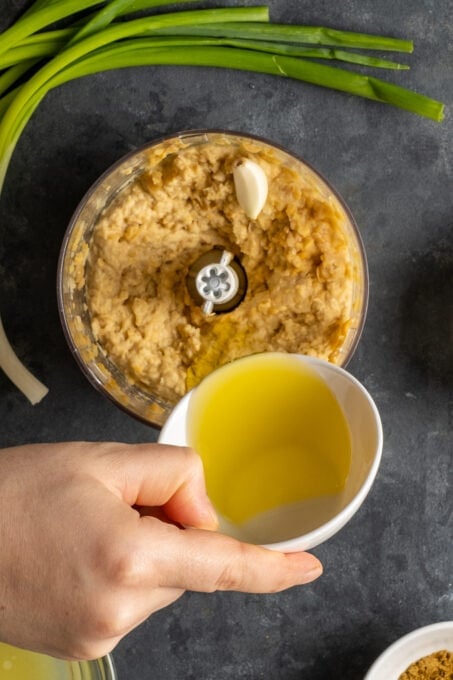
<box><xmin>0</xmin><ymin>6</ymin><xmax>269</xmax><ymax>178</ymax></box>
<box><xmin>146</xmin><ymin>21</ymin><xmax>414</xmax><ymax>52</ymax></box>
<box><xmin>5</xmin><ymin>19</ymin><xmax>413</xmax><ymax>67</ymax></box>
<box><xmin>0</xmin><ymin>40</ymin><xmax>66</xmax><ymax>70</ymax></box>
<box><xmin>4</xmin><ymin>0</ymin><xmax>204</xmax><ymax>55</ymax></box>
<box><xmin>186</xmin><ymin>39</ymin><xmax>409</xmax><ymax>69</ymax></box>
<box><xmin>68</xmin><ymin>0</ymin><xmax>144</xmax><ymax>45</ymax></box>
<box><xmin>67</xmin><ymin>0</ymin><xmax>199</xmax><ymax>44</ymax></box>
<box><xmin>3</xmin><ymin>34</ymin><xmax>409</xmax><ymax>71</ymax></box>
<box><xmin>0</xmin><ymin>90</ymin><xmax>18</xmax><ymax>118</ymax></box>
<box><xmin>17</xmin><ymin>29</ymin><xmax>78</xmax><ymax>46</ymax></box>
<box><xmin>21</xmin><ymin>0</ymin><xmax>68</xmax><ymax>19</ymax></box>
<box><xmin>0</xmin><ymin>319</ymin><xmax>48</xmax><ymax>404</ymax></box>
<box><xmin>48</xmin><ymin>43</ymin><xmax>444</xmax><ymax>121</ymax></box>
<box><xmin>0</xmin><ymin>61</ymin><xmax>39</xmax><ymax>97</ymax></box>
<box><xmin>0</xmin><ymin>1</ymin><xmax>105</xmax><ymax>57</ymax></box>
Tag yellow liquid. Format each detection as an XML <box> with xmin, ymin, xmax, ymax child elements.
<box><xmin>0</xmin><ymin>643</ymin><xmax>71</xmax><ymax>679</ymax></box>
<box><xmin>187</xmin><ymin>353</ymin><xmax>351</xmax><ymax>526</ymax></box>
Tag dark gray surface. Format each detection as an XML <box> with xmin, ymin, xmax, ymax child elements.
<box><xmin>1</xmin><ymin>1</ymin><xmax>452</xmax><ymax>678</ymax></box>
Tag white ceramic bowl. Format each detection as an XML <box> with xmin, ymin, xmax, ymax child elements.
<box><xmin>364</xmin><ymin>622</ymin><xmax>453</xmax><ymax>680</ymax></box>
<box><xmin>159</xmin><ymin>353</ymin><xmax>383</xmax><ymax>552</ymax></box>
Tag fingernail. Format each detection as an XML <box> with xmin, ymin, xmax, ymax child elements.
<box><xmin>303</xmin><ymin>562</ymin><xmax>323</xmax><ymax>582</ymax></box>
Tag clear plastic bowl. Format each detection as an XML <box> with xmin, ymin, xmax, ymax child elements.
<box><xmin>70</xmin><ymin>656</ymin><xmax>116</xmax><ymax>679</ymax></box>
<box><xmin>0</xmin><ymin>644</ymin><xmax>116</xmax><ymax>680</ymax></box>
<box><xmin>57</xmin><ymin>130</ymin><xmax>368</xmax><ymax>428</ymax></box>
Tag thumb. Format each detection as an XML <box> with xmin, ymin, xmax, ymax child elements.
<box><xmin>141</xmin><ymin>519</ymin><xmax>323</xmax><ymax>593</ymax></box>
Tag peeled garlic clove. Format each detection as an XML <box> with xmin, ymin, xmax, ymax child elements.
<box><xmin>233</xmin><ymin>159</ymin><xmax>268</xmax><ymax>220</ymax></box>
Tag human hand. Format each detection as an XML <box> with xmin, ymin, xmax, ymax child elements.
<box><xmin>0</xmin><ymin>442</ymin><xmax>322</xmax><ymax>660</ymax></box>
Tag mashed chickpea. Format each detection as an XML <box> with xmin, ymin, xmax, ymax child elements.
<box><xmin>85</xmin><ymin>139</ymin><xmax>358</xmax><ymax>404</ymax></box>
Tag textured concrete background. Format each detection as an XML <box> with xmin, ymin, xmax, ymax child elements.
<box><xmin>1</xmin><ymin>1</ymin><xmax>452</xmax><ymax>678</ymax></box>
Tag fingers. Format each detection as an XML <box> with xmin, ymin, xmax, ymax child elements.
<box><xmin>88</xmin><ymin>442</ymin><xmax>322</xmax><ymax>594</ymax></box>
<box><xmin>140</xmin><ymin>518</ymin><xmax>323</xmax><ymax>594</ymax></box>
<box><xmin>105</xmin><ymin>444</ymin><xmax>218</xmax><ymax>531</ymax></box>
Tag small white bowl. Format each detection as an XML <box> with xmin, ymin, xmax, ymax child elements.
<box><xmin>159</xmin><ymin>353</ymin><xmax>383</xmax><ymax>552</ymax></box>
<box><xmin>364</xmin><ymin>622</ymin><xmax>453</xmax><ymax>680</ymax></box>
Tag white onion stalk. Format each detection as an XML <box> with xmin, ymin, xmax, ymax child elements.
<box><xmin>0</xmin><ymin>317</ymin><xmax>48</xmax><ymax>404</ymax></box>
<box><xmin>0</xmin><ymin>148</ymin><xmax>48</xmax><ymax>403</ymax></box>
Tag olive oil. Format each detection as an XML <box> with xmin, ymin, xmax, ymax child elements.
<box><xmin>187</xmin><ymin>353</ymin><xmax>351</xmax><ymax>527</ymax></box>
<box><xmin>0</xmin><ymin>642</ymin><xmax>71</xmax><ymax>679</ymax></box>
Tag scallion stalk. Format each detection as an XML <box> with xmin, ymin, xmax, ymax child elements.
<box><xmin>0</xmin><ymin>39</ymin><xmax>441</xmax><ymax>192</ymax></box>
<box><xmin>146</xmin><ymin>21</ymin><xmax>414</xmax><ymax>52</ymax></box>
<box><xmin>2</xmin><ymin>0</ymin><xmax>209</xmax><ymax>58</ymax></box>
<box><xmin>0</xmin><ymin>89</ymin><xmax>19</xmax><ymax>118</ymax></box>
<box><xmin>67</xmin><ymin>0</ymin><xmax>198</xmax><ymax>44</ymax></box>
<box><xmin>0</xmin><ymin>7</ymin><xmax>269</xmax><ymax>169</ymax></box>
<box><xmin>6</xmin><ymin>18</ymin><xmax>414</xmax><ymax>65</ymax></box>
<box><xmin>0</xmin><ymin>318</ymin><xmax>48</xmax><ymax>404</ymax></box>
<box><xmin>0</xmin><ymin>40</ymin><xmax>66</xmax><ymax>70</ymax></box>
<box><xmin>0</xmin><ymin>1</ymin><xmax>106</xmax><ymax>57</ymax></box>
<box><xmin>20</xmin><ymin>0</ymin><xmax>68</xmax><ymax>21</ymax></box>
<box><xmin>68</xmin><ymin>0</ymin><xmax>143</xmax><ymax>45</ymax></box>
<box><xmin>47</xmin><ymin>42</ymin><xmax>444</xmax><ymax>121</ymax></box>
<box><xmin>0</xmin><ymin>61</ymin><xmax>39</xmax><ymax>97</ymax></box>
<box><xmin>3</xmin><ymin>34</ymin><xmax>410</xmax><ymax>71</ymax></box>
<box><xmin>17</xmin><ymin>29</ymin><xmax>78</xmax><ymax>46</ymax></box>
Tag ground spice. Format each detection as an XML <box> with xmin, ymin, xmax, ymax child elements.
<box><xmin>398</xmin><ymin>649</ymin><xmax>453</xmax><ymax>679</ymax></box>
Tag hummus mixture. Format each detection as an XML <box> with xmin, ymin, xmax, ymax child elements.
<box><xmin>85</xmin><ymin>139</ymin><xmax>357</xmax><ymax>403</ymax></box>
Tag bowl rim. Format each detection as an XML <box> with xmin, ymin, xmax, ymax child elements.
<box><xmin>57</xmin><ymin>128</ymin><xmax>369</xmax><ymax>429</ymax></box>
<box><xmin>98</xmin><ymin>653</ymin><xmax>117</xmax><ymax>679</ymax></box>
<box><xmin>364</xmin><ymin>621</ymin><xmax>453</xmax><ymax>680</ymax></box>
